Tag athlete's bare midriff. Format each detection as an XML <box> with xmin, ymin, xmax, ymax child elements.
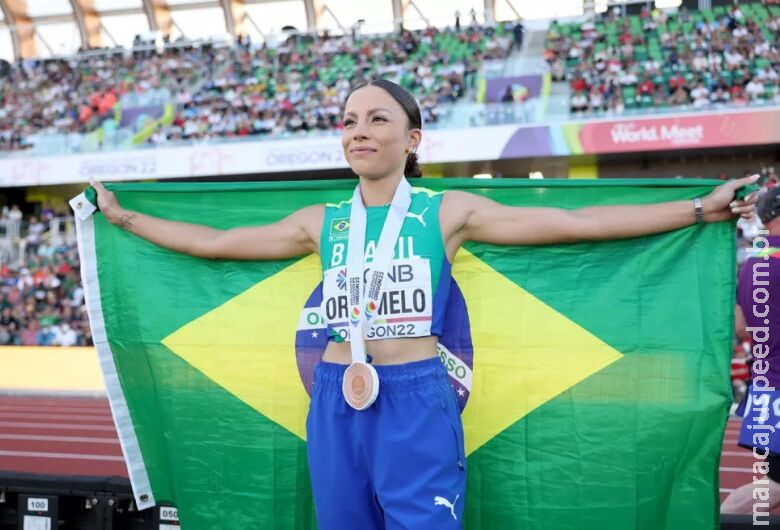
<box><xmin>322</xmin><ymin>335</ymin><xmax>440</xmax><ymax>365</ymax></box>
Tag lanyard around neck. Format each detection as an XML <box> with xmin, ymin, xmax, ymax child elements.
<box><xmin>346</xmin><ymin>178</ymin><xmax>412</xmax><ymax>364</ymax></box>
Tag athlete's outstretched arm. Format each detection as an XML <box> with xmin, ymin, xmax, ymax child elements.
<box><xmin>91</xmin><ymin>180</ymin><xmax>322</xmax><ymax>260</ymax></box>
<box><xmin>447</xmin><ymin>175</ymin><xmax>759</xmax><ymax>247</ymax></box>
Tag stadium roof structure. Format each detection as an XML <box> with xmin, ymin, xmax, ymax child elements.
<box><xmin>0</xmin><ymin>0</ymin><xmax>543</xmax><ymax>62</ymax></box>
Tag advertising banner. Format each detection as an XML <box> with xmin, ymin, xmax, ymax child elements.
<box><xmin>2</xmin><ymin>106</ymin><xmax>780</xmax><ymax>186</ymax></box>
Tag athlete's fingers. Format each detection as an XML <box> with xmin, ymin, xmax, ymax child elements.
<box><xmin>730</xmin><ymin>174</ymin><xmax>760</xmax><ymax>190</ymax></box>
<box><xmin>89</xmin><ymin>178</ymin><xmax>105</xmax><ymax>192</ymax></box>
<box><xmin>731</xmin><ymin>205</ymin><xmax>755</xmax><ymax>215</ymax></box>
<box><xmin>735</xmin><ymin>191</ymin><xmax>759</xmax><ymax>205</ymax></box>
<box><xmin>730</xmin><ymin>196</ymin><xmax>758</xmax><ymax>208</ymax></box>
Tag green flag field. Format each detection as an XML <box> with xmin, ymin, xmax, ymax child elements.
<box><xmin>73</xmin><ymin>178</ymin><xmax>735</xmax><ymax>529</ymax></box>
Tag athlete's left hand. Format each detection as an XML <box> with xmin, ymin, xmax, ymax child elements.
<box><xmin>702</xmin><ymin>174</ymin><xmax>760</xmax><ymax>222</ymax></box>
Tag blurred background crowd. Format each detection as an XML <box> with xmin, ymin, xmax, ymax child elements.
<box><xmin>0</xmin><ymin>22</ymin><xmax>518</xmax><ymax>152</ymax></box>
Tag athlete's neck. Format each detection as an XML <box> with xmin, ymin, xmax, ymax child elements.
<box><xmin>359</xmin><ymin>174</ymin><xmax>404</xmax><ymax>207</ymax></box>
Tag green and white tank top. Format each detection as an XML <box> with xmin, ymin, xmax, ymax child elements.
<box><xmin>319</xmin><ymin>186</ymin><xmax>452</xmax><ymax>342</ymax></box>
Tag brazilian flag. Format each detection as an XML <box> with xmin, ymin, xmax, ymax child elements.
<box><xmin>73</xmin><ymin>179</ymin><xmax>734</xmax><ymax>529</ymax></box>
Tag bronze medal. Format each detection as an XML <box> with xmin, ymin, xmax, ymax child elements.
<box><xmin>342</xmin><ymin>361</ymin><xmax>379</xmax><ymax>410</ymax></box>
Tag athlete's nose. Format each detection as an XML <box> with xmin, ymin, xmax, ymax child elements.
<box><xmin>352</xmin><ymin>117</ymin><xmax>370</xmax><ymax>141</ymax></box>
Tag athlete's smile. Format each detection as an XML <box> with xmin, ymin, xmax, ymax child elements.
<box><xmin>350</xmin><ymin>147</ymin><xmax>377</xmax><ymax>155</ymax></box>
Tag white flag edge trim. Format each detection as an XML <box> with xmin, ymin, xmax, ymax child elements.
<box><xmin>74</xmin><ymin>213</ymin><xmax>156</xmax><ymax>511</ymax></box>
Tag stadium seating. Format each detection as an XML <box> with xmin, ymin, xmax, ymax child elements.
<box><xmin>545</xmin><ymin>3</ymin><xmax>780</xmax><ymax>114</ymax></box>
<box><xmin>0</xmin><ymin>24</ymin><xmax>514</xmax><ymax>152</ymax></box>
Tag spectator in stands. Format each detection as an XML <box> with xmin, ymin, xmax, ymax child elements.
<box><xmin>607</xmin><ymin>94</ymin><xmax>625</xmax><ymax>113</ymax></box>
<box><xmin>52</xmin><ymin>321</ymin><xmax>78</xmax><ymax>347</ymax></box>
<box><xmin>20</xmin><ymin>318</ymin><xmax>40</xmax><ymax>346</ymax></box>
<box><xmin>619</xmin><ymin>68</ymin><xmax>639</xmax><ymax>86</ymax></box>
<box><xmin>550</xmin><ymin>57</ymin><xmax>566</xmax><ymax>81</ymax></box>
<box><xmin>0</xmin><ymin>325</ymin><xmax>11</xmax><ymax>345</ymax></box>
<box><xmin>745</xmin><ymin>77</ymin><xmax>766</xmax><ymax>101</ymax></box>
<box><xmin>17</xmin><ymin>268</ymin><xmax>32</xmax><ymax>291</ymax></box>
<box><xmin>570</xmin><ymin>90</ymin><xmax>589</xmax><ymax>113</ymax></box>
<box><xmin>0</xmin><ymin>306</ymin><xmax>18</xmax><ymax>331</ymax></box>
<box><xmin>588</xmin><ymin>86</ymin><xmax>605</xmax><ymax>112</ymax></box>
<box><xmin>690</xmin><ymin>81</ymin><xmax>710</xmax><ymax>108</ymax></box>
<box><xmin>757</xmin><ymin>65</ymin><xmax>779</xmax><ymax>83</ymax></box>
<box><xmin>643</xmin><ymin>56</ymin><xmax>661</xmax><ymax>74</ymax></box>
<box><xmin>730</xmin><ymin>82</ymin><xmax>748</xmax><ymax>105</ymax></box>
<box><xmin>667</xmin><ymin>86</ymin><xmax>689</xmax><ymax>105</ymax></box>
<box><xmin>637</xmin><ymin>76</ymin><xmax>655</xmax><ymax>96</ymax></box>
<box><xmin>512</xmin><ymin>20</ymin><xmax>524</xmax><ymax>50</ymax></box>
<box><xmin>501</xmin><ymin>86</ymin><xmax>514</xmax><ymax>103</ymax></box>
<box><xmin>724</xmin><ymin>47</ymin><xmax>745</xmax><ymax>70</ymax></box>
<box><xmin>571</xmin><ymin>74</ymin><xmax>588</xmax><ymax>93</ymax></box>
<box><xmin>7</xmin><ymin>205</ymin><xmax>22</xmax><ymax>224</ymax></box>
<box><xmin>692</xmin><ymin>50</ymin><xmax>709</xmax><ymax>72</ymax></box>
<box><xmin>26</xmin><ymin>216</ymin><xmax>45</xmax><ymax>260</ymax></box>
<box><xmin>668</xmin><ymin>72</ymin><xmax>687</xmax><ymax>93</ymax></box>
<box><xmin>710</xmin><ymin>85</ymin><xmax>730</xmax><ymax>104</ymax></box>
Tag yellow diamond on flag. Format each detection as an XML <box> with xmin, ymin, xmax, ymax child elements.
<box><xmin>162</xmin><ymin>254</ymin><xmax>321</xmax><ymax>440</ymax></box>
<box><xmin>454</xmin><ymin>250</ymin><xmax>623</xmax><ymax>455</ymax></box>
<box><xmin>162</xmin><ymin>249</ymin><xmax>623</xmax><ymax>450</ymax></box>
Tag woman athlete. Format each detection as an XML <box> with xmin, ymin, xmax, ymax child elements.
<box><xmin>92</xmin><ymin>79</ymin><xmax>758</xmax><ymax>530</ymax></box>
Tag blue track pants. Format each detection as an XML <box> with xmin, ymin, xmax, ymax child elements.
<box><xmin>306</xmin><ymin>357</ymin><xmax>467</xmax><ymax>530</ymax></box>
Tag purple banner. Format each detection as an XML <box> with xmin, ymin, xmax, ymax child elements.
<box><xmin>485</xmin><ymin>75</ymin><xmax>543</xmax><ymax>103</ymax></box>
<box><xmin>499</xmin><ymin>126</ymin><xmax>554</xmax><ymax>158</ymax></box>
<box><xmin>119</xmin><ymin>105</ymin><xmax>165</xmax><ymax>128</ymax></box>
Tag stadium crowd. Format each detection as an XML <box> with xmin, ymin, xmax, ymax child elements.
<box><xmin>545</xmin><ymin>3</ymin><xmax>780</xmax><ymax>114</ymax></box>
<box><xmin>0</xmin><ymin>207</ymin><xmax>90</xmax><ymax>347</ymax></box>
<box><xmin>0</xmin><ymin>23</ymin><xmax>515</xmax><ymax>152</ymax></box>
<box><xmin>0</xmin><ymin>45</ymin><xmax>216</xmax><ymax>152</ymax></box>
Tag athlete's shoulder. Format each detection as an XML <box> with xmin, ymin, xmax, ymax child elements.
<box><xmin>287</xmin><ymin>204</ymin><xmax>325</xmax><ymax>238</ymax></box>
<box><xmin>324</xmin><ymin>197</ymin><xmax>352</xmax><ymax>210</ymax></box>
<box><xmin>438</xmin><ymin>190</ymin><xmax>493</xmax><ymax>236</ymax></box>
<box><xmin>293</xmin><ymin>203</ymin><xmax>326</xmax><ymax>220</ymax></box>
<box><xmin>439</xmin><ymin>189</ymin><xmax>482</xmax><ymax>211</ymax></box>
<box><xmin>411</xmin><ymin>185</ymin><xmax>444</xmax><ymax>198</ymax></box>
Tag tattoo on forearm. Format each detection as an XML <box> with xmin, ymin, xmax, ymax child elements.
<box><xmin>118</xmin><ymin>213</ymin><xmax>137</xmax><ymax>231</ymax></box>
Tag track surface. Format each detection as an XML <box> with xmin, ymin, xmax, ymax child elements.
<box><xmin>0</xmin><ymin>396</ymin><xmax>127</xmax><ymax>477</ymax></box>
<box><xmin>0</xmin><ymin>396</ymin><xmax>773</xmax><ymax>511</ymax></box>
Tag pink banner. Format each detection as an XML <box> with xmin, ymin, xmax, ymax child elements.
<box><xmin>577</xmin><ymin>108</ymin><xmax>780</xmax><ymax>154</ymax></box>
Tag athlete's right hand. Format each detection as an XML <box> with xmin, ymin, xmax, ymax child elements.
<box><xmin>90</xmin><ymin>179</ymin><xmax>122</xmax><ymax>222</ymax></box>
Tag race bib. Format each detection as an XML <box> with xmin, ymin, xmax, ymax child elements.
<box><xmin>321</xmin><ymin>257</ymin><xmax>432</xmax><ymax>341</ymax></box>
